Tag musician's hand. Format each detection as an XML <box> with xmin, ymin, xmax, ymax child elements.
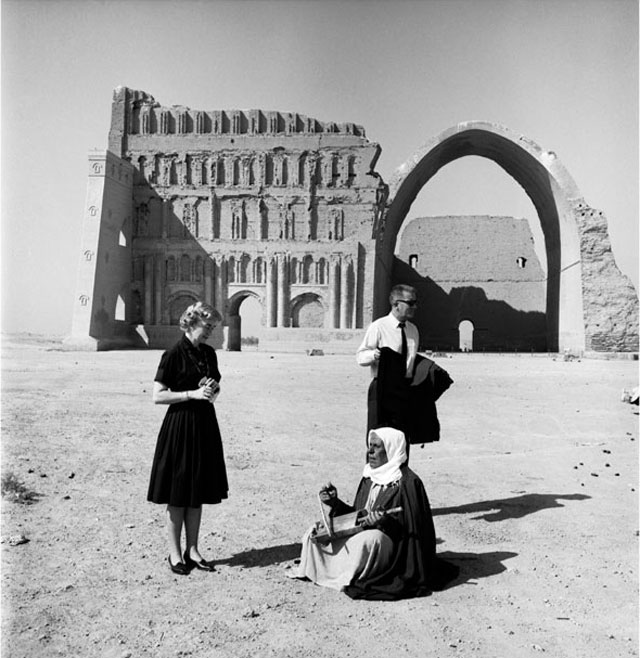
<box><xmin>361</xmin><ymin>510</ymin><xmax>385</xmax><ymax>528</ymax></box>
<box><xmin>319</xmin><ymin>482</ymin><xmax>338</xmax><ymax>507</ymax></box>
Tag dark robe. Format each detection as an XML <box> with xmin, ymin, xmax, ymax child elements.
<box><xmin>368</xmin><ymin>347</ymin><xmax>453</xmax><ymax>445</ymax></box>
<box><xmin>330</xmin><ymin>466</ymin><xmax>458</xmax><ymax>600</ymax></box>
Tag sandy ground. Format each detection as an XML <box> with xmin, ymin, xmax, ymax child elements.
<box><xmin>1</xmin><ymin>334</ymin><xmax>638</xmax><ymax>658</ymax></box>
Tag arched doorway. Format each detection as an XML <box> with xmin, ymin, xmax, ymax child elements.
<box><xmin>227</xmin><ymin>291</ymin><xmax>263</xmax><ymax>351</ymax></box>
<box><xmin>168</xmin><ymin>292</ymin><xmax>198</xmax><ymax>325</ymax></box>
<box><xmin>459</xmin><ymin>319</ymin><xmax>474</xmax><ymax>352</ymax></box>
<box><xmin>290</xmin><ymin>293</ymin><xmax>325</xmax><ymax>328</ymax></box>
<box><xmin>377</xmin><ymin>122</ymin><xmax>587</xmax><ymax>352</ymax></box>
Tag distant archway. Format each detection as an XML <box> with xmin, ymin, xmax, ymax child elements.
<box><xmin>459</xmin><ymin>319</ymin><xmax>474</xmax><ymax>352</ymax></box>
<box><xmin>227</xmin><ymin>290</ymin><xmax>262</xmax><ymax>351</ymax></box>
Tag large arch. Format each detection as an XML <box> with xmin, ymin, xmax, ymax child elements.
<box><xmin>374</xmin><ymin>121</ymin><xmax>638</xmax><ymax>352</ymax></box>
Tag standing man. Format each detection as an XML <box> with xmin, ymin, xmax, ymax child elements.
<box><xmin>357</xmin><ymin>284</ymin><xmax>419</xmax><ymax>440</ymax></box>
<box><xmin>357</xmin><ymin>284</ymin><xmax>452</xmax><ymax>453</ymax></box>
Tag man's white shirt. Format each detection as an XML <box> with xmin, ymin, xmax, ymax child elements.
<box><xmin>356</xmin><ymin>312</ymin><xmax>419</xmax><ymax>379</ymax></box>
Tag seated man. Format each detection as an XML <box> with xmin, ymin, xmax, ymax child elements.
<box><xmin>292</xmin><ymin>427</ymin><xmax>458</xmax><ymax>600</ymax></box>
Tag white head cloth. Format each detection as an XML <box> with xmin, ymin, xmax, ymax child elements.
<box><xmin>362</xmin><ymin>427</ymin><xmax>407</xmax><ymax>486</ymax></box>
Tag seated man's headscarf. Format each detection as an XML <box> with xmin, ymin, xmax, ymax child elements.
<box><xmin>362</xmin><ymin>427</ymin><xmax>407</xmax><ymax>486</ymax></box>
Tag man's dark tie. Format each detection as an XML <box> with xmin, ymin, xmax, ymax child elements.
<box><xmin>399</xmin><ymin>322</ymin><xmax>407</xmax><ymax>363</ymax></box>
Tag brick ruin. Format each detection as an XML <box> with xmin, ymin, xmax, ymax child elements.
<box><xmin>396</xmin><ymin>216</ymin><xmax>548</xmax><ymax>351</ymax></box>
<box><xmin>66</xmin><ymin>88</ymin><xmax>638</xmax><ymax>354</ymax></box>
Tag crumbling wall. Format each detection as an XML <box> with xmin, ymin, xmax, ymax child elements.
<box><xmin>574</xmin><ymin>203</ymin><xmax>639</xmax><ymax>352</ymax></box>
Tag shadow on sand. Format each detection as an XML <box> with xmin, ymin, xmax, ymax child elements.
<box><xmin>433</xmin><ymin>492</ymin><xmax>591</xmax><ymax>522</ymax></box>
<box><xmin>215</xmin><ymin>542</ymin><xmax>303</xmax><ymax>569</ymax></box>
<box><xmin>215</xmin><ymin>541</ymin><xmax>516</xmax><ymax>592</ymax></box>
<box><xmin>436</xmin><ymin>550</ymin><xmax>519</xmax><ymax>589</ymax></box>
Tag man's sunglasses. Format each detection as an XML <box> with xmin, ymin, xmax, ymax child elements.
<box><xmin>396</xmin><ymin>299</ymin><xmax>418</xmax><ymax>307</ymax></box>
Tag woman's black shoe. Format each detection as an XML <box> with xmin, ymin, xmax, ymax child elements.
<box><xmin>168</xmin><ymin>557</ymin><xmax>190</xmax><ymax>575</ymax></box>
<box><xmin>183</xmin><ymin>550</ymin><xmax>216</xmax><ymax>572</ymax></box>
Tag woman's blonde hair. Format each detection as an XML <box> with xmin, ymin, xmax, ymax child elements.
<box><xmin>179</xmin><ymin>301</ymin><xmax>221</xmax><ymax>332</ymax></box>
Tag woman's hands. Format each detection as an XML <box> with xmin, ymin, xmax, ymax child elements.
<box><xmin>191</xmin><ymin>377</ymin><xmax>220</xmax><ymax>402</ymax></box>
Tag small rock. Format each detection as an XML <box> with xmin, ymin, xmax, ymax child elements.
<box><xmin>532</xmin><ymin>644</ymin><xmax>543</xmax><ymax>651</ymax></box>
<box><xmin>590</xmin><ymin>473</ymin><xmax>599</xmax><ymax>477</ymax></box>
<box><xmin>8</xmin><ymin>534</ymin><xmax>29</xmax><ymax>546</ymax></box>
<box><xmin>68</xmin><ymin>473</ymin><xmax>75</xmax><ymax>479</ymax></box>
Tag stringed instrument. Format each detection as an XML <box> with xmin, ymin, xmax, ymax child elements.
<box><xmin>309</xmin><ymin>501</ymin><xmax>403</xmax><ymax>544</ymax></box>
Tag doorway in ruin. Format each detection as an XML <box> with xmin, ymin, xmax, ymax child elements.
<box><xmin>376</xmin><ymin>122</ymin><xmax>586</xmax><ymax>352</ymax></box>
<box><xmin>290</xmin><ymin>293</ymin><xmax>325</xmax><ymax>328</ymax></box>
<box><xmin>459</xmin><ymin>320</ymin><xmax>474</xmax><ymax>352</ymax></box>
<box><xmin>227</xmin><ymin>291</ymin><xmax>262</xmax><ymax>351</ymax></box>
<box><xmin>168</xmin><ymin>292</ymin><xmax>199</xmax><ymax>325</ymax></box>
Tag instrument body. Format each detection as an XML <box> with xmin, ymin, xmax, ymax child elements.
<box><xmin>310</xmin><ymin>506</ymin><xmax>402</xmax><ymax>544</ymax></box>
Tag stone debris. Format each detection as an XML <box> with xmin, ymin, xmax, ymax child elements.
<box><xmin>8</xmin><ymin>534</ymin><xmax>29</xmax><ymax>546</ymax></box>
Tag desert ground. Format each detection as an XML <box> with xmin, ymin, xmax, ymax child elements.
<box><xmin>1</xmin><ymin>334</ymin><xmax>638</xmax><ymax>658</ymax></box>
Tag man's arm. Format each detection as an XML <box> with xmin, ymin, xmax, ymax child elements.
<box><xmin>356</xmin><ymin>322</ymin><xmax>381</xmax><ymax>366</ymax></box>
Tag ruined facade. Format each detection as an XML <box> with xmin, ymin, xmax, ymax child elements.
<box><xmin>70</xmin><ymin>87</ymin><xmax>384</xmax><ymax>350</ymax></box>
<box><xmin>67</xmin><ymin>90</ymin><xmax>638</xmax><ymax>353</ymax></box>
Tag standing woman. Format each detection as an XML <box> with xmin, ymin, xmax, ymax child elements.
<box><xmin>147</xmin><ymin>301</ymin><xmax>228</xmax><ymax>575</ymax></box>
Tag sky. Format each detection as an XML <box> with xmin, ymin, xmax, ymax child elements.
<box><xmin>1</xmin><ymin>0</ymin><xmax>638</xmax><ymax>336</ymax></box>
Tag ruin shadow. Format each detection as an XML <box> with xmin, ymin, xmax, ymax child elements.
<box><xmin>393</xmin><ymin>257</ymin><xmax>548</xmax><ymax>351</ymax></box>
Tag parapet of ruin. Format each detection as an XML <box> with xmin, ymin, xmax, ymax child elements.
<box><xmin>110</xmin><ymin>86</ymin><xmax>366</xmax><ymax>143</ymax></box>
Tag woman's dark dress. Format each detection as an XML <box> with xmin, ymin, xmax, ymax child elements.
<box><xmin>147</xmin><ymin>336</ymin><xmax>228</xmax><ymax>507</ymax></box>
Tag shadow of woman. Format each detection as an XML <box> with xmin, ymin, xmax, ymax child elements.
<box><xmin>214</xmin><ymin>542</ymin><xmax>302</xmax><ymax>569</ymax></box>
<box><xmin>433</xmin><ymin>492</ymin><xmax>591</xmax><ymax>522</ymax></box>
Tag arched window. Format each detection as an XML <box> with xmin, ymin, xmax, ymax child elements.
<box><xmin>254</xmin><ymin>257</ymin><xmax>264</xmax><ymax>284</ymax></box>
<box><xmin>194</xmin><ymin>256</ymin><xmax>203</xmax><ymax>282</ymax></box>
<box><xmin>302</xmin><ymin>255</ymin><xmax>313</xmax><ymax>284</ymax></box>
<box><xmin>180</xmin><ymin>255</ymin><xmax>191</xmax><ymax>282</ymax></box>
<box><xmin>166</xmin><ymin>256</ymin><xmax>176</xmax><ymax>281</ymax></box>
<box><xmin>316</xmin><ymin>257</ymin><xmax>326</xmax><ymax>284</ymax></box>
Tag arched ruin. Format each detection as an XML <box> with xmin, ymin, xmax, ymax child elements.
<box><xmin>375</xmin><ymin>122</ymin><xmax>638</xmax><ymax>352</ymax></box>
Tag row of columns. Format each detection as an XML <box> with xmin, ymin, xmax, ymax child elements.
<box><xmin>141</xmin><ymin>252</ymin><xmax>356</xmax><ymax>329</ymax></box>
